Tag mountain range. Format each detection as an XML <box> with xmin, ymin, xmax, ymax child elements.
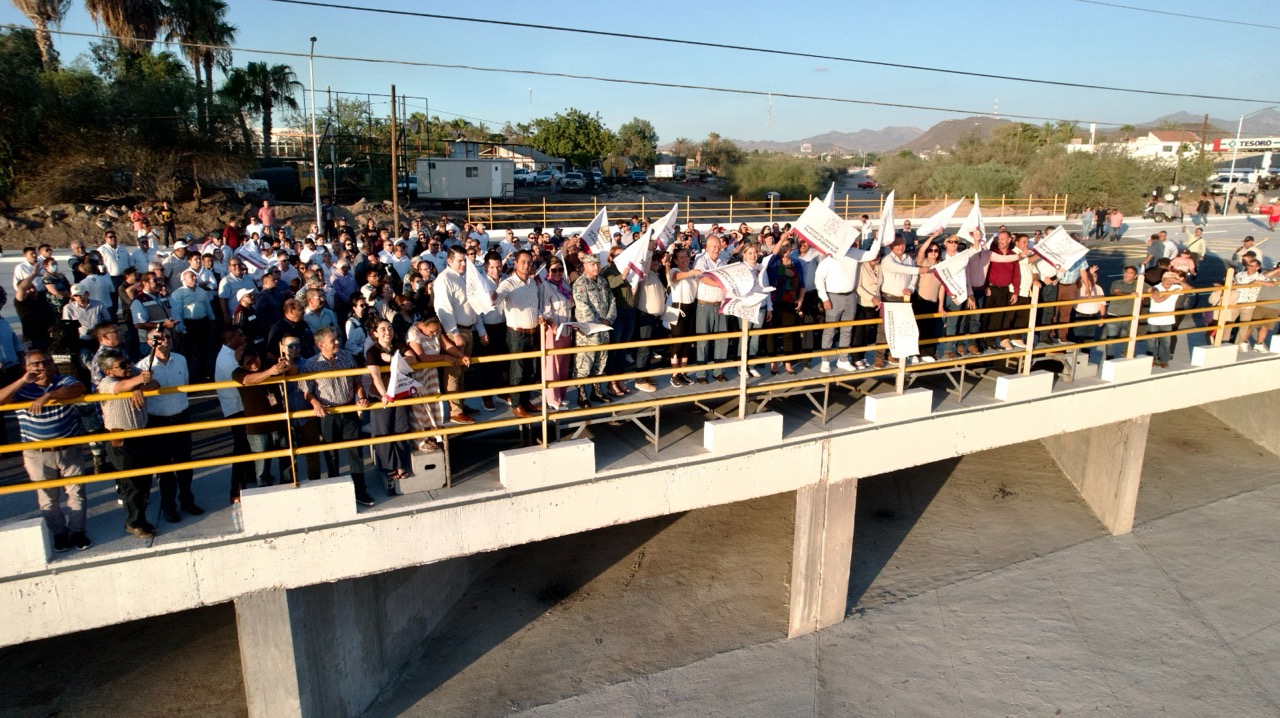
<box><xmin>718</xmin><ymin>108</ymin><xmax>1280</xmax><ymax>156</ymax></box>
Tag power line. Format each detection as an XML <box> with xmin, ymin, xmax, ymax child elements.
<box><xmin>7</xmin><ymin>24</ymin><xmax>1136</xmax><ymax>128</ymax></box>
<box><xmin>269</xmin><ymin>0</ymin><xmax>1279</xmax><ymax>105</ymax></box>
<box><xmin>321</xmin><ymin>89</ymin><xmax>503</xmax><ymax>125</ymax></box>
<box><xmin>1072</xmin><ymin>0</ymin><xmax>1280</xmax><ymax>31</ymax></box>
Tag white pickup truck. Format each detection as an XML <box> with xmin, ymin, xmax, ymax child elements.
<box><xmin>1209</xmin><ymin>173</ymin><xmax>1258</xmax><ymax>200</ymax></box>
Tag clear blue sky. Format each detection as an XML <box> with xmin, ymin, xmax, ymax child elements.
<box><xmin>2</xmin><ymin>0</ymin><xmax>1275</xmax><ymax>142</ymax></box>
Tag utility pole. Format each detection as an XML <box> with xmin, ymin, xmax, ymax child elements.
<box><xmin>390</xmin><ymin>84</ymin><xmax>400</xmax><ymax>238</ymax></box>
<box><xmin>1199</xmin><ymin>113</ymin><xmax>1209</xmax><ymax>153</ymax></box>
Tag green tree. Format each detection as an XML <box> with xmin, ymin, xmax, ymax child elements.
<box><xmin>222</xmin><ymin>61</ymin><xmax>301</xmax><ymax>159</ymax></box>
<box><xmin>9</xmin><ymin>0</ymin><xmax>68</xmax><ymax>70</ymax></box>
<box><xmin>163</xmin><ymin>0</ymin><xmax>235</xmax><ymax>135</ymax></box>
<box><xmin>0</xmin><ymin>28</ymin><xmax>44</xmax><ymax>199</ymax></box>
<box><xmin>85</xmin><ymin>0</ymin><xmax>165</xmax><ymax>54</ymax></box>
<box><xmin>530</xmin><ymin>108</ymin><xmax>617</xmax><ymax>168</ymax></box>
<box><xmin>616</xmin><ymin>117</ymin><xmax>658</xmax><ymax>167</ymax></box>
<box><xmin>670</xmin><ymin>137</ymin><xmax>697</xmax><ymax>158</ymax></box>
<box><xmin>699</xmin><ymin>132</ymin><xmax>743</xmax><ymax>174</ymax></box>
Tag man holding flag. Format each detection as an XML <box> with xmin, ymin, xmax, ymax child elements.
<box><xmin>494</xmin><ymin>249</ymin><xmax>544</xmax><ymax>418</ymax></box>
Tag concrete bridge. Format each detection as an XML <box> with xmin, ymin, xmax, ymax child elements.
<box><xmin>1</xmin><ymin>337</ymin><xmax>1277</xmax><ymax>717</ymax></box>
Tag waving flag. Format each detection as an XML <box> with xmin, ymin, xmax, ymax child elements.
<box><xmin>583</xmin><ymin>206</ymin><xmax>612</xmax><ymax>257</ymax></box>
<box><xmin>916</xmin><ymin>199</ymin><xmax>965</xmax><ymax>237</ymax></box>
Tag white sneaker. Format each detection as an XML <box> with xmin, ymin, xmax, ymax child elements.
<box><xmin>920</xmin><ymin>355</ymin><xmax>936</xmax><ymax>363</ymax></box>
<box><xmin>1011</xmin><ymin>339</ymin><xmax>1026</xmax><ymax>349</ymax></box>
<box><xmin>748</xmin><ymin>367</ymin><xmax>761</xmax><ymax>378</ymax></box>
<box><xmin>1255</xmin><ymin>343</ymin><xmax>1270</xmax><ymax>353</ymax></box>
<box><xmin>836</xmin><ymin>359</ymin><xmax>856</xmax><ymax>372</ymax></box>
<box><xmin>819</xmin><ymin>361</ymin><xmax>831</xmax><ymax>373</ymax></box>
<box><xmin>855</xmin><ymin>360</ymin><xmax>869</xmax><ymax>370</ymax></box>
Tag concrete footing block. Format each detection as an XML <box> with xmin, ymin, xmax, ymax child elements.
<box><xmin>1073</xmin><ymin>353</ymin><xmax>1099</xmax><ymax>380</ymax></box>
<box><xmin>500</xmin><ymin>438</ymin><xmax>595</xmax><ymax>491</ymax></box>
<box><xmin>864</xmin><ymin>388</ymin><xmax>933</xmax><ymax>424</ymax></box>
<box><xmin>0</xmin><ymin>518</ymin><xmax>50</xmax><ymax>575</ymax></box>
<box><xmin>1100</xmin><ymin>356</ymin><xmax>1153</xmax><ymax>383</ymax></box>
<box><xmin>1191</xmin><ymin>344</ymin><xmax>1240</xmax><ymax>368</ymax></box>
<box><xmin>240</xmin><ymin>476</ymin><xmax>357</xmax><ymax>536</ymax></box>
<box><xmin>703</xmin><ymin>412</ymin><xmax>783</xmax><ymax>454</ymax></box>
<box><xmin>995</xmin><ymin>371</ymin><xmax>1056</xmax><ymax>402</ymax></box>
<box><xmin>397</xmin><ymin>449</ymin><xmax>448</xmax><ymax>494</ymax></box>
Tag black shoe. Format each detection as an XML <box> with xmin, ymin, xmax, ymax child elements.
<box><xmin>355</xmin><ymin>493</ymin><xmax>376</xmax><ymax>507</ymax></box>
<box><xmin>695</xmin><ymin>376</ymin><xmax>709</xmax><ymax>384</ymax></box>
<box><xmin>578</xmin><ymin>394</ymin><xmax>592</xmax><ymax>409</ymax></box>
<box><xmin>126</xmin><ymin>524</ymin><xmax>156</xmax><ymax>539</ymax></box>
<box><xmin>163</xmin><ymin>508</ymin><xmax>181</xmax><ymax>523</ymax></box>
<box><xmin>713</xmin><ymin>373</ymin><xmax>729</xmax><ymax>382</ymax></box>
<box><xmin>669</xmin><ymin>373</ymin><xmax>686</xmax><ymax>387</ymax></box>
<box><xmin>70</xmin><ymin>531</ymin><xmax>92</xmax><ymax>550</ymax></box>
<box><xmin>52</xmin><ymin>532</ymin><xmax>70</xmax><ymax>553</ymax></box>
<box><xmin>591</xmin><ymin>390</ymin><xmax>613</xmax><ymax>404</ymax></box>
<box><xmin>181</xmin><ymin>503</ymin><xmax>204</xmax><ymax>516</ymax></box>
<box><xmin>462</xmin><ymin>405</ymin><xmax>480</xmax><ymax>416</ymax></box>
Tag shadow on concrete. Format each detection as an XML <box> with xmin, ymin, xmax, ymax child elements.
<box><xmin>846</xmin><ymin>458</ymin><xmax>958</xmax><ymax>610</ymax></box>
<box><xmin>367</xmin><ymin>514</ymin><xmax>682</xmax><ymax>717</ymax></box>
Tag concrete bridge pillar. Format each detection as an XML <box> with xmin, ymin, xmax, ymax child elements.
<box><xmin>1200</xmin><ymin>388</ymin><xmax>1280</xmax><ymax>457</ymax></box>
<box><xmin>788</xmin><ymin>461</ymin><xmax>856</xmax><ymax>637</ymax></box>
<box><xmin>1041</xmin><ymin>416</ymin><xmax>1151</xmax><ymax>536</ymax></box>
<box><xmin>235</xmin><ymin>555</ymin><xmax>489</xmax><ymax>718</ymax></box>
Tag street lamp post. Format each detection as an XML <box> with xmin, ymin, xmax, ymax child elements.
<box><xmin>308</xmin><ymin>37</ymin><xmax>323</xmax><ymax>239</ymax></box>
<box><xmin>1224</xmin><ymin>106</ymin><xmax>1276</xmax><ymax>216</ymax></box>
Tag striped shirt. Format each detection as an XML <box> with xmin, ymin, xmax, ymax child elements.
<box><xmin>15</xmin><ymin>375</ymin><xmax>83</xmax><ymax>442</ymax></box>
<box><xmin>98</xmin><ymin>376</ymin><xmax>148</xmax><ymax>431</ymax></box>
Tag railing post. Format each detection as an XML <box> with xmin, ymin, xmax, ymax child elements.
<box><xmin>911</xmin><ymin>194</ymin><xmax>918</xmax><ymax>219</ymax></box>
<box><xmin>843</xmin><ymin>194</ymin><xmax>849</xmax><ymax>219</ymax></box>
<box><xmin>1000</xmin><ymin>194</ymin><xmax>1007</xmax><ymax>217</ymax></box>
<box><xmin>686</xmin><ymin>195</ymin><xmax>691</xmax><ymax>227</ymax></box>
<box><xmin>1062</xmin><ymin>194</ymin><xmax>1069</xmax><ymax>220</ymax></box>
<box><xmin>729</xmin><ymin>195</ymin><xmax>734</xmax><ymax>224</ymax></box>
<box><xmin>466</xmin><ymin>198</ymin><xmax>472</xmax><ymax>224</ymax></box>
<box><xmin>641</xmin><ymin>195</ymin><xmax>646</xmax><ymax>220</ymax></box>
<box><xmin>1214</xmin><ymin>268</ymin><xmax>1234</xmax><ymax>346</ymax></box>
<box><xmin>539</xmin><ymin>325</ymin><xmax>549</xmax><ymax>447</ymax></box>
<box><xmin>1029</xmin><ymin>194</ymin><xmax>1035</xmax><ymax>217</ymax></box>
<box><xmin>738</xmin><ymin>317</ymin><xmax>750</xmax><ymax>420</ymax></box>
<box><xmin>895</xmin><ymin>349</ymin><xmax>907</xmax><ymax>395</ymax></box>
<box><xmin>542</xmin><ymin>197</ymin><xmax>547</xmax><ymax>229</ymax></box>
<box><xmin>488</xmin><ymin>197</ymin><xmax>493</xmax><ymax>225</ymax></box>
<box><xmin>1126</xmin><ymin>276</ymin><xmax>1145</xmax><ymax>359</ymax></box>
<box><xmin>1023</xmin><ymin>289</ymin><xmax>1039</xmax><ymax>374</ymax></box>
<box><xmin>284</xmin><ymin>375</ymin><xmax>299</xmax><ymax>485</ymax></box>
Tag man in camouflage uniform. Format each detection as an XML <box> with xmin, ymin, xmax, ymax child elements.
<box><xmin>571</xmin><ymin>254</ymin><xmax>616</xmax><ymax>409</ymax></box>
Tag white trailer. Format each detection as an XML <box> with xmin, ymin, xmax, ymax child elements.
<box><xmin>414</xmin><ymin>158</ymin><xmax>515</xmax><ymax>200</ymax></box>
<box><xmin>654</xmin><ymin>163</ymin><xmax>676</xmax><ymax>179</ymax></box>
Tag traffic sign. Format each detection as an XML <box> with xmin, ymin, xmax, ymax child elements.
<box><xmin>1212</xmin><ymin>137</ymin><xmax>1280</xmax><ymax>152</ymax></box>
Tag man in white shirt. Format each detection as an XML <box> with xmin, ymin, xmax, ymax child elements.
<box><xmin>131</xmin><ymin>234</ymin><xmax>159</xmax><ymax>276</ymax></box>
<box><xmin>170</xmin><ymin>269</ymin><xmax>216</xmax><ymax>381</ymax></box>
<box><xmin>432</xmin><ymin>247</ymin><xmax>488</xmax><ymax>422</ymax></box>
<box><xmin>162</xmin><ymin>241</ymin><xmax>193</xmax><ymax>292</ymax></box>
<box><xmin>217</xmin><ymin>257</ymin><xmax>257</xmax><ymax>320</ymax></box>
<box><xmin>693</xmin><ymin>235</ymin><xmax>729</xmax><ymax>383</ymax></box>
<box><xmin>137</xmin><ymin>329</ymin><xmax>200</xmax><ymax>523</ymax></box>
<box><xmin>13</xmin><ymin>246</ymin><xmax>45</xmax><ymax>294</ymax></box>
<box><xmin>97</xmin><ymin>229</ymin><xmax>129</xmax><ymax>313</ymax></box>
<box><xmin>874</xmin><ymin>237</ymin><xmax>927</xmax><ymax>367</ymax></box>
<box><xmin>468</xmin><ymin>223</ymin><xmax>491</xmax><ymax>253</ymax></box>
<box><xmin>495</xmin><ymin>249</ymin><xmax>544</xmax><ymax>416</ymax></box>
<box><xmin>815</xmin><ymin>235</ymin><xmax>881</xmax><ymax>372</ymax></box>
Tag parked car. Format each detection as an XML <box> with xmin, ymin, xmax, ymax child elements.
<box><xmin>857</xmin><ymin>180</ymin><xmax>879</xmax><ymax>190</ymax></box>
<box><xmin>1209</xmin><ymin>174</ymin><xmax>1258</xmax><ymax>200</ymax></box>
<box><xmin>536</xmin><ymin>168</ymin><xmax>563</xmax><ymax>185</ymax></box>
<box><xmin>561</xmin><ymin>172</ymin><xmax>587</xmax><ymax>191</ymax></box>
<box><xmin>590</xmin><ymin>169</ymin><xmax>603</xmax><ymax>187</ymax></box>
<box><xmin>514</xmin><ymin>168</ymin><xmax>534</xmax><ymax>187</ymax></box>
<box><xmin>628</xmin><ymin>170</ymin><xmax>648</xmax><ymax>185</ymax></box>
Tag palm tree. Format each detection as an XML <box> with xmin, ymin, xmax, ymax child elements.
<box><xmin>223</xmin><ymin>62</ymin><xmax>301</xmax><ymax>159</ymax></box>
<box><xmin>10</xmin><ymin>0</ymin><xmax>69</xmax><ymax>70</ymax></box>
<box><xmin>1119</xmin><ymin>124</ymin><xmax>1136</xmax><ymax>141</ymax></box>
<box><xmin>163</xmin><ymin>0</ymin><xmax>235</xmax><ymax>134</ymax></box>
<box><xmin>85</xmin><ymin>0</ymin><xmax>165</xmax><ymax>54</ymax></box>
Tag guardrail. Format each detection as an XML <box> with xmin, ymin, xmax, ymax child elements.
<box><xmin>464</xmin><ymin>195</ymin><xmax>1071</xmax><ymax>228</ymax></box>
<box><xmin>0</xmin><ymin>271</ymin><xmax>1274</xmax><ymax>515</ymax></box>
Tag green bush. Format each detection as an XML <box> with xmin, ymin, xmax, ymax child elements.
<box><xmin>724</xmin><ymin>155</ymin><xmax>828</xmax><ymax>200</ymax></box>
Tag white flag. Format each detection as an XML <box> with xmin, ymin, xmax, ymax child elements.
<box><xmin>794</xmin><ymin>198</ymin><xmax>860</xmax><ymax>257</ymax></box>
<box><xmin>1031</xmin><ymin>226</ymin><xmax>1088</xmax><ymax>272</ymax></box>
<box><xmin>930</xmin><ymin>249</ymin><xmax>974</xmax><ymax>304</ymax></box>
<box><xmin>702</xmin><ymin>262</ymin><xmax>773</xmax><ymax>300</ymax></box>
<box><xmin>583</xmin><ymin>206</ymin><xmax>612</xmax><ymax>257</ymax></box>
<box><xmin>916</xmin><ymin>199</ymin><xmax>965</xmax><ymax>237</ymax></box>
<box><xmin>822</xmin><ymin>182</ymin><xmax>836</xmax><ymax>209</ymax></box>
<box><xmin>464</xmin><ymin>259</ymin><xmax>495</xmax><ymax>314</ymax></box>
<box><xmin>647</xmin><ymin>203</ymin><xmax>680</xmax><ymax>250</ymax></box>
<box><xmin>882</xmin><ymin>302</ymin><xmax>920</xmax><ymax>359</ymax></box>
<box><xmin>720</xmin><ymin>293</ymin><xmax>767</xmax><ymax>322</ymax></box>
<box><xmin>387</xmin><ymin>350</ymin><xmax>425</xmax><ymax>401</ymax></box>
<box><xmin>613</xmin><ymin>234</ymin><xmax>650</xmax><ymax>292</ymax></box>
<box><xmin>879</xmin><ymin>190</ymin><xmax>896</xmax><ymax>248</ymax></box>
<box><xmin>957</xmin><ymin>195</ymin><xmax>987</xmax><ymax>246</ymax></box>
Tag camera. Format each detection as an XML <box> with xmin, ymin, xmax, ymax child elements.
<box><xmin>149</xmin><ymin>334</ymin><xmax>163</xmax><ymax>348</ymax></box>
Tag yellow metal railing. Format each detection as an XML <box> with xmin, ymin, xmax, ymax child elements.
<box><xmin>464</xmin><ymin>195</ymin><xmax>1070</xmax><ymax>228</ymax></box>
<box><xmin>0</xmin><ymin>273</ymin><xmax>1274</xmax><ymax>504</ymax></box>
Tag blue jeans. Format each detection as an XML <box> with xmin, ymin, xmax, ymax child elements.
<box><xmin>607</xmin><ymin>306</ymin><xmax>637</xmax><ymax>375</ymax></box>
<box><xmin>246</xmin><ymin>430</ymin><xmax>292</xmax><ymax>487</ymax></box>
<box><xmin>1150</xmin><ymin>331</ymin><xmax>1173</xmax><ymax>364</ymax></box>
<box><xmin>1103</xmin><ymin>317</ymin><xmax>1130</xmax><ymax>358</ymax></box>
<box><xmin>694</xmin><ymin>302</ymin><xmax>727</xmax><ymax>378</ymax></box>
<box><xmin>939</xmin><ymin>296</ymin><xmax>973</xmax><ymax>355</ymax></box>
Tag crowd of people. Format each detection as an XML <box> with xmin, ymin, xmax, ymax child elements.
<box><xmin>4</xmin><ymin>198</ymin><xmax>1279</xmax><ymax>551</ymax></box>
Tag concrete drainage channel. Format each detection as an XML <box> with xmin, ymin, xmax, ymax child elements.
<box><xmin>0</xmin><ymin>408</ymin><xmax>1275</xmax><ymax>716</ymax></box>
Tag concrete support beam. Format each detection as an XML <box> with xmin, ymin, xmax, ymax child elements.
<box><xmin>1200</xmin><ymin>388</ymin><xmax>1280</xmax><ymax>457</ymax></box>
<box><xmin>788</xmin><ymin>452</ymin><xmax>856</xmax><ymax>638</ymax></box>
<box><xmin>499</xmin><ymin>439</ymin><xmax>595</xmax><ymax>491</ymax></box>
<box><xmin>1040</xmin><ymin>415</ymin><xmax>1151</xmax><ymax>536</ymax></box>
<box><xmin>863</xmin><ymin>388</ymin><xmax>933</xmax><ymax>424</ymax></box>
<box><xmin>703</xmin><ymin>412</ymin><xmax>783</xmax><ymax>455</ymax></box>
<box><xmin>994</xmin><ymin>371</ymin><xmax>1055</xmax><ymax>402</ymax></box>
<box><xmin>1191</xmin><ymin>344</ymin><xmax>1239</xmax><ymax>368</ymax></box>
<box><xmin>235</xmin><ymin>555</ymin><xmax>490</xmax><ymax>718</ymax></box>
